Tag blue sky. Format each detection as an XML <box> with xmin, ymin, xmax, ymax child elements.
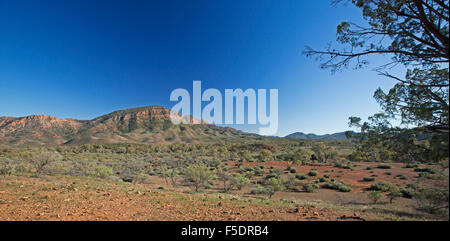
<box><xmin>0</xmin><ymin>0</ymin><xmax>400</xmax><ymax>136</ymax></box>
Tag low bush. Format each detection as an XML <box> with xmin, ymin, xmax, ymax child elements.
<box><xmin>321</xmin><ymin>181</ymin><xmax>352</xmax><ymax>192</ymax></box>
<box><xmin>307</xmin><ymin>170</ymin><xmax>318</xmax><ymax>177</ymax></box>
<box><xmin>295</xmin><ymin>174</ymin><xmax>308</xmax><ymax>180</ymax></box>
<box><xmin>318</xmin><ymin>177</ymin><xmax>328</xmax><ymax>182</ymax></box>
<box><xmin>404</xmin><ymin>163</ymin><xmax>419</xmax><ymax>168</ymax></box>
<box><xmin>395</xmin><ymin>174</ymin><xmax>407</xmax><ymax>180</ymax></box>
<box><xmin>362</xmin><ymin>177</ymin><xmax>375</xmax><ymax>182</ymax></box>
<box><xmin>376</xmin><ymin>164</ymin><xmax>391</xmax><ymax>169</ymax></box>
<box><xmin>302</xmin><ymin>183</ymin><xmax>319</xmax><ymax>193</ymax></box>
<box><xmin>368</xmin><ymin>181</ymin><xmax>396</xmax><ymax>192</ymax></box>
<box><xmin>93</xmin><ymin>165</ymin><xmax>113</xmax><ymax>179</ymax></box>
<box><xmin>414</xmin><ymin>168</ymin><xmax>435</xmax><ymax>174</ymax></box>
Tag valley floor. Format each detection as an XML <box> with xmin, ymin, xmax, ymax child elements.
<box><xmin>0</xmin><ymin>174</ymin><xmax>445</xmax><ymax>221</ymax></box>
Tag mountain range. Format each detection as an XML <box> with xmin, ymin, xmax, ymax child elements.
<box><xmin>285</xmin><ymin>131</ymin><xmax>353</xmax><ymax>140</ymax></box>
<box><xmin>0</xmin><ymin>105</ymin><xmax>355</xmax><ymax>146</ymax></box>
<box><xmin>0</xmin><ymin>106</ymin><xmax>251</xmax><ymax>146</ymax></box>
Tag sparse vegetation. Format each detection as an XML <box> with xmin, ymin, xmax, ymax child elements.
<box><xmin>321</xmin><ymin>181</ymin><xmax>352</xmax><ymax>192</ymax></box>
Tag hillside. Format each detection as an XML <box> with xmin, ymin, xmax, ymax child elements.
<box><xmin>0</xmin><ymin>106</ymin><xmax>253</xmax><ymax>146</ymax></box>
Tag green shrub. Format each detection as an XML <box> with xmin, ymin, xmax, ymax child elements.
<box><xmin>376</xmin><ymin>164</ymin><xmax>391</xmax><ymax>169</ymax></box>
<box><xmin>183</xmin><ymin>163</ymin><xmax>215</xmax><ymax>192</ymax></box>
<box><xmin>334</xmin><ymin>161</ymin><xmax>352</xmax><ymax>169</ymax></box>
<box><xmin>302</xmin><ymin>183</ymin><xmax>319</xmax><ymax>193</ymax></box>
<box><xmin>251</xmin><ymin>185</ymin><xmax>269</xmax><ymax>195</ymax></box>
<box><xmin>387</xmin><ymin>188</ymin><xmax>402</xmax><ymax>204</ymax></box>
<box><xmin>404</xmin><ymin>163</ymin><xmax>419</xmax><ymax>168</ymax></box>
<box><xmin>307</xmin><ymin>170</ymin><xmax>318</xmax><ymax>177</ymax></box>
<box><xmin>265</xmin><ymin>177</ymin><xmax>285</xmax><ymax>198</ymax></box>
<box><xmin>368</xmin><ymin>191</ymin><xmax>383</xmax><ymax>204</ymax></box>
<box><xmin>93</xmin><ymin>165</ymin><xmax>113</xmax><ymax>179</ymax></box>
<box><xmin>230</xmin><ymin>174</ymin><xmax>250</xmax><ymax>190</ymax></box>
<box><xmin>321</xmin><ymin>181</ymin><xmax>352</xmax><ymax>192</ymax></box>
<box><xmin>295</xmin><ymin>174</ymin><xmax>308</xmax><ymax>180</ymax></box>
<box><xmin>265</xmin><ymin>174</ymin><xmax>278</xmax><ymax>179</ymax></box>
<box><xmin>318</xmin><ymin>177</ymin><xmax>328</xmax><ymax>182</ymax></box>
<box><xmin>401</xmin><ymin>184</ymin><xmax>418</xmax><ymax>198</ymax></box>
<box><xmin>135</xmin><ymin>173</ymin><xmax>151</xmax><ymax>184</ymax></box>
<box><xmin>414</xmin><ymin>168</ymin><xmax>435</xmax><ymax>174</ymax></box>
<box><xmin>362</xmin><ymin>177</ymin><xmax>375</xmax><ymax>182</ymax></box>
<box><xmin>395</xmin><ymin>174</ymin><xmax>407</xmax><ymax>180</ymax></box>
<box><xmin>253</xmin><ymin>166</ymin><xmax>265</xmax><ymax>176</ymax></box>
<box><xmin>0</xmin><ymin>161</ymin><xmax>16</xmax><ymax>176</ymax></box>
<box><xmin>368</xmin><ymin>182</ymin><xmax>396</xmax><ymax>192</ymax></box>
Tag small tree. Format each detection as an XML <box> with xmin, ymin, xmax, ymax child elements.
<box><xmin>387</xmin><ymin>187</ymin><xmax>402</xmax><ymax>204</ymax></box>
<box><xmin>230</xmin><ymin>174</ymin><xmax>250</xmax><ymax>190</ymax></box>
<box><xmin>183</xmin><ymin>163</ymin><xmax>215</xmax><ymax>192</ymax></box>
<box><xmin>158</xmin><ymin>164</ymin><xmax>170</xmax><ymax>185</ymax></box>
<box><xmin>259</xmin><ymin>149</ymin><xmax>273</xmax><ymax>162</ymax></box>
<box><xmin>293</xmin><ymin>148</ymin><xmax>311</xmax><ymax>165</ymax></box>
<box><xmin>30</xmin><ymin>152</ymin><xmax>62</xmax><ymax>176</ymax></box>
<box><xmin>168</xmin><ymin>168</ymin><xmax>180</xmax><ymax>186</ymax></box>
<box><xmin>0</xmin><ymin>159</ymin><xmax>15</xmax><ymax>177</ymax></box>
<box><xmin>368</xmin><ymin>191</ymin><xmax>383</xmax><ymax>204</ymax></box>
<box><xmin>217</xmin><ymin>168</ymin><xmax>232</xmax><ymax>192</ymax></box>
<box><xmin>266</xmin><ymin>177</ymin><xmax>285</xmax><ymax>199</ymax></box>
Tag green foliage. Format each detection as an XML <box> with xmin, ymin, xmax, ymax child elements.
<box><xmin>334</xmin><ymin>159</ymin><xmax>352</xmax><ymax>169</ymax></box>
<box><xmin>307</xmin><ymin>0</ymin><xmax>449</xmax><ymax>167</ymax></box>
<box><xmin>400</xmin><ymin>183</ymin><xmax>449</xmax><ymax>214</ymax></box>
<box><xmin>376</xmin><ymin>164</ymin><xmax>391</xmax><ymax>169</ymax></box>
<box><xmin>302</xmin><ymin>183</ymin><xmax>319</xmax><ymax>193</ymax></box>
<box><xmin>183</xmin><ymin>163</ymin><xmax>215</xmax><ymax>192</ymax></box>
<box><xmin>0</xmin><ymin>159</ymin><xmax>16</xmax><ymax>176</ymax></box>
<box><xmin>369</xmin><ymin>182</ymin><xmax>397</xmax><ymax>192</ymax></box>
<box><xmin>318</xmin><ymin>177</ymin><xmax>328</xmax><ymax>183</ymax></box>
<box><xmin>265</xmin><ymin>177</ymin><xmax>285</xmax><ymax>198</ymax></box>
<box><xmin>311</xmin><ymin>142</ymin><xmax>337</xmax><ymax>163</ymax></box>
<box><xmin>307</xmin><ymin>170</ymin><xmax>318</xmax><ymax>177</ymax></box>
<box><xmin>269</xmin><ymin>167</ymin><xmax>284</xmax><ymax>176</ymax></box>
<box><xmin>404</xmin><ymin>163</ymin><xmax>419</xmax><ymax>168</ymax></box>
<box><xmin>368</xmin><ymin>191</ymin><xmax>383</xmax><ymax>204</ymax></box>
<box><xmin>295</xmin><ymin>174</ymin><xmax>308</xmax><ymax>180</ymax></box>
<box><xmin>267</xmin><ymin>177</ymin><xmax>284</xmax><ymax>192</ymax></box>
<box><xmin>321</xmin><ymin>181</ymin><xmax>352</xmax><ymax>192</ymax></box>
<box><xmin>230</xmin><ymin>174</ymin><xmax>250</xmax><ymax>190</ymax></box>
<box><xmin>387</xmin><ymin>187</ymin><xmax>402</xmax><ymax>204</ymax></box>
<box><xmin>135</xmin><ymin>172</ymin><xmax>151</xmax><ymax>184</ymax></box>
<box><xmin>93</xmin><ymin>165</ymin><xmax>113</xmax><ymax>179</ymax></box>
<box><xmin>414</xmin><ymin>167</ymin><xmax>436</xmax><ymax>174</ymax></box>
<box><xmin>415</xmin><ymin>188</ymin><xmax>449</xmax><ymax>214</ymax></box>
<box><xmin>250</xmin><ymin>185</ymin><xmax>272</xmax><ymax>197</ymax></box>
<box><xmin>362</xmin><ymin>177</ymin><xmax>375</xmax><ymax>182</ymax></box>
<box><xmin>283</xmin><ymin>175</ymin><xmax>301</xmax><ymax>192</ymax></box>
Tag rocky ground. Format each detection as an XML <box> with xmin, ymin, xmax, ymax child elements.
<box><xmin>0</xmin><ymin>175</ymin><xmax>368</xmax><ymax>221</ymax></box>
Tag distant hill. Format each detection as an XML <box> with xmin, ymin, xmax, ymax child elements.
<box><xmin>0</xmin><ymin>106</ymin><xmax>254</xmax><ymax>146</ymax></box>
<box><xmin>285</xmin><ymin>131</ymin><xmax>354</xmax><ymax>140</ymax></box>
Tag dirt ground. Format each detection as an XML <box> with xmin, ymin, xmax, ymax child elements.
<box><xmin>0</xmin><ymin>161</ymin><xmax>445</xmax><ymax>221</ymax></box>
<box><xmin>0</xmin><ymin>175</ymin><xmax>362</xmax><ymax>221</ymax></box>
